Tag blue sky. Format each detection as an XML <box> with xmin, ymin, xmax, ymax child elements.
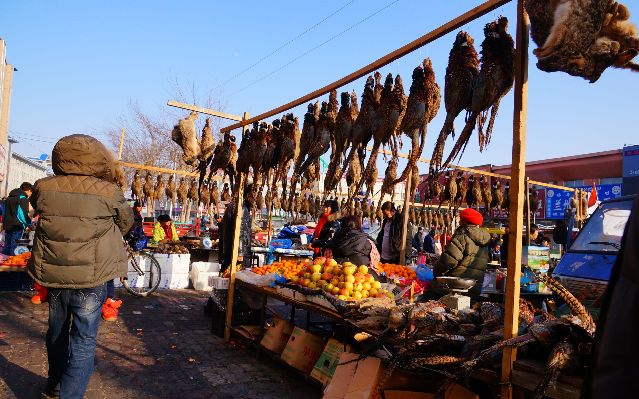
<box><xmin>2</xmin><ymin>0</ymin><xmax>638</xmax><ymax>169</ymax></box>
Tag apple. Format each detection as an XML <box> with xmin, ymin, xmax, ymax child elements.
<box><xmin>311</xmin><ymin>272</ymin><xmax>322</xmax><ymax>282</ymax></box>
<box><xmin>327</xmin><ymin>258</ymin><xmax>338</xmax><ymax>267</ymax></box>
<box><xmin>338</xmin><ymin>295</ymin><xmax>347</xmax><ymax>301</ymax></box>
<box><xmin>330</xmin><ymin>278</ymin><xmax>340</xmax><ymax>286</ymax></box>
<box><xmin>386</xmin><ymin>291</ymin><xmax>394</xmax><ymax>299</ymax></box>
<box><xmin>364</xmin><ymin>274</ymin><xmax>375</xmax><ymax>283</ymax></box>
<box><xmin>362</xmin><ymin>282</ymin><xmax>372</xmax><ymax>291</ymax></box>
<box><xmin>325</xmin><ymin>283</ymin><xmax>334</xmax><ymax>292</ymax></box>
<box><xmin>323</xmin><ymin>265</ymin><xmax>333</xmax><ymax>275</ymax></box>
<box><xmin>345</xmin><ymin>275</ymin><xmax>355</xmax><ymax>284</ymax></box>
<box><xmin>331</xmin><ymin>287</ymin><xmax>340</xmax><ymax>295</ymax></box>
<box><xmin>332</xmin><ymin>266</ymin><xmax>341</xmax><ymax>275</ymax></box>
<box><xmin>339</xmin><ymin>289</ymin><xmax>349</xmax><ymax>296</ymax></box>
<box><xmin>339</xmin><ymin>275</ymin><xmax>345</xmax><ymax>282</ymax></box>
<box><xmin>361</xmin><ymin>290</ymin><xmax>369</xmax><ymax>298</ymax></box>
<box><xmin>308</xmin><ymin>282</ymin><xmax>317</xmax><ymax>289</ymax></box>
<box><xmin>358</xmin><ymin>265</ymin><xmax>369</xmax><ymax>274</ymax></box>
<box><xmin>311</xmin><ymin>264</ymin><xmax>322</xmax><ymax>274</ymax></box>
<box><xmin>314</xmin><ymin>257</ymin><xmax>327</xmax><ymax>265</ymax></box>
<box><xmin>369</xmin><ymin>288</ymin><xmax>379</xmax><ymax>297</ymax></box>
<box><xmin>354</xmin><ymin>273</ymin><xmax>365</xmax><ymax>283</ymax></box>
<box><xmin>291</xmin><ymin>276</ymin><xmax>299</xmax><ymax>284</ymax></box>
<box><xmin>338</xmin><ymin>282</ymin><xmax>345</xmax><ymax>289</ymax></box>
<box><xmin>354</xmin><ymin>283</ymin><xmax>363</xmax><ymax>292</ymax></box>
<box><xmin>372</xmin><ymin>281</ymin><xmax>382</xmax><ymax>289</ymax></box>
<box><xmin>301</xmin><ymin>279</ymin><xmax>310</xmax><ymax>287</ymax></box>
<box><xmin>322</xmin><ymin>272</ymin><xmax>333</xmax><ymax>281</ymax></box>
<box><xmin>303</xmin><ymin>272</ymin><xmax>311</xmax><ymax>279</ymax></box>
<box><xmin>343</xmin><ymin>261</ymin><xmax>354</xmax><ymax>268</ymax></box>
<box><xmin>353</xmin><ymin>291</ymin><xmax>363</xmax><ymax>300</ymax></box>
<box><xmin>344</xmin><ymin>282</ymin><xmax>354</xmax><ymax>291</ymax></box>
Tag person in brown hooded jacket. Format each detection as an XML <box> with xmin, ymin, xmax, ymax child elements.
<box><xmin>27</xmin><ymin>135</ymin><xmax>133</xmax><ymax>399</ymax></box>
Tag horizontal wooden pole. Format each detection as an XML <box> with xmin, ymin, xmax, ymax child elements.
<box><xmin>167</xmin><ymin>100</ymin><xmax>244</xmax><ymax>122</ymax></box>
<box><xmin>117</xmin><ymin>161</ymin><xmax>223</xmax><ymax>180</ymax></box>
<box><xmin>220</xmin><ymin>0</ymin><xmax>512</xmax><ymax>133</ymax></box>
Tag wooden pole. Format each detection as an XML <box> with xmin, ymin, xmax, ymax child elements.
<box><xmin>526</xmin><ymin>177</ymin><xmax>531</xmax><ymax>246</ymax></box>
<box><xmin>221</xmin><ymin>0</ymin><xmax>512</xmax><ymax>133</ymax></box>
<box><xmin>224</xmin><ymin>112</ymin><xmax>250</xmax><ymax>342</ymax></box>
<box><xmin>399</xmin><ymin>164</ymin><xmax>412</xmax><ymax>266</ymax></box>
<box><xmin>117</xmin><ymin>128</ymin><xmax>125</xmax><ymax>161</ymax></box>
<box><xmin>501</xmin><ymin>2</ymin><xmax>529</xmax><ymax>398</ymax></box>
<box><xmin>167</xmin><ymin>100</ymin><xmax>244</xmax><ymax>122</ymax></box>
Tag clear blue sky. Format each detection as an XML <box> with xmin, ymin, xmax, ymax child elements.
<box><xmin>2</xmin><ymin>0</ymin><xmax>638</xmax><ymax>169</ymax></box>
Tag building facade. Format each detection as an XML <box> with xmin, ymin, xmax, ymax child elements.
<box><xmin>5</xmin><ymin>152</ymin><xmax>50</xmax><ymax>196</ymax></box>
<box><xmin>0</xmin><ymin>38</ymin><xmax>15</xmax><ymax>193</ymax></box>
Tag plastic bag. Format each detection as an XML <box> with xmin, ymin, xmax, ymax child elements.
<box><xmin>234</xmin><ymin>269</ymin><xmax>278</xmax><ymax>286</ymax></box>
<box><xmin>416</xmin><ymin>264</ymin><xmax>434</xmax><ymax>282</ymax></box>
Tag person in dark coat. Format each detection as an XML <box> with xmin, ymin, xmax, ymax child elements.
<box><xmin>376</xmin><ymin>201</ymin><xmax>403</xmax><ymax>264</ymax></box>
<box><xmin>326</xmin><ymin>215</ymin><xmax>372</xmax><ymax>266</ymax></box>
<box><xmin>312</xmin><ymin>199</ymin><xmax>340</xmax><ymax>257</ymax></box>
<box><xmin>585</xmin><ymin>195</ymin><xmax>639</xmax><ymax>399</ymax></box>
<box><xmin>2</xmin><ymin>182</ymin><xmax>33</xmax><ymax>255</ymax></box>
<box><xmin>434</xmin><ymin>208</ymin><xmax>490</xmax><ymax>296</ymax></box>
<box><xmin>423</xmin><ymin>229</ymin><xmax>436</xmax><ymax>254</ymax></box>
<box><xmin>412</xmin><ymin>227</ymin><xmax>425</xmax><ymax>253</ymax></box>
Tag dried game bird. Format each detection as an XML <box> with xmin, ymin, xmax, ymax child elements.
<box><xmin>428</xmin><ymin>169</ymin><xmax>443</xmax><ymax>204</ymax></box>
<box><xmin>142</xmin><ymin>172</ymin><xmax>154</xmax><ymax>204</ymax></box>
<box><xmin>443</xmin><ymin>17</ymin><xmax>515</xmax><ymax>168</ymax></box>
<box><xmin>280</xmin><ymin>191</ymin><xmax>289</xmax><ymax>215</ymax></box>
<box><xmin>356</xmin><ymin>73</ymin><xmax>406</xmax><ymax>201</ymax></box>
<box><xmin>339</xmin><ymin>90</ymin><xmax>360</xmax><ymax>159</ymax></box>
<box><xmin>302</xmin><ymin>159</ymin><xmax>321</xmax><ymax>191</ymax></box>
<box><xmin>410</xmin><ymin>164</ymin><xmax>420</xmax><ymax>201</ymax></box>
<box><xmin>327</xmin><ymin>90</ymin><xmax>339</xmax><ymax>154</ymax></box>
<box><xmin>297</xmin><ymin>100</ymin><xmax>333</xmax><ymax>183</ymax></box>
<box><xmin>273</xmin><ymin>114</ymin><xmax>301</xmax><ymax>195</ymax></box>
<box><xmin>200</xmin><ymin>117</ymin><xmax>215</xmax><ymax>161</ymax></box>
<box><xmin>419</xmin><ymin>206</ymin><xmax>427</xmax><ymax>227</ymax></box>
<box><xmin>177</xmin><ymin>177</ymin><xmax>188</xmax><ymax>207</ymax></box>
<box><xmin>187</xmin><ymin>178</ymin><xmax>199</xmax><ymax>204</ymax></box>
<box><xmin>113</xmin><ymin>164</ymin><xmax>127</xmax><ymax>191</ymax></box>
<box><xmin>165</xmin><ymin>175</ymin><xmax>176</xmax><ymax>207</ymax></box>
<box><xmin>439</xmin><ymin>171</ymin><xmax>457</xmax><ymax>209</ymax></box>
<box><xmin>346</xmin><ymin>151</ymin><xmax>362</xmax><ymax>199</ymax></box>
<box><xmin>526</xmin><ymin>0</ymin><xmax>639</xmax><ymax>82</ymax></box>
<box><xmin>251</xmin><ymin>122</ymin><xmax>270</xmax><ymax>190</ymax></box>
<box><xmin>465</xmin><ymin>175</ymin><xmax>481</xmax><ymax>209</ymax></box>
<box><xmin>221</xmin><ymin>182</ymin><xmax>231</xmax><ymax>203</ymax></box>
<box><xmin>454</xmin><ymin>172</ymin><xmax>468</xmax><ymax>211</ymax></box>
<box><xmin>379</xmin><ymin>155</ymin><xmax>399</xmax><ymax>202</ymax></box>
<box><xmin>291</xmin><ymin>102</ymin><xmax>320</xmax><ymax>195</ymax></box>
<box><xmin>481</xmin><ymin>176</ymin><xmax>493</xmax><ymax>215</ymax></box>
<box><xmin>131</xmin><ymin>171</ymin><xmax>143</xmax><ymax>201</ymax></box>
<box><xmin>259</xmin><ymin>120</ymin><xmax>279</xmax><ymax>192</ymax></box>
<box><xmin>335</xmin><ymin>76</ymin><xmax>377</xmax><ymax>188</ymax></box>
<box><xmin>272</xmin><ymin>192</ymin><xmax>281</xmax><ymax>216</ymax></box>
<box><xmin>325</xmin><ymin>92</ymin><xmax>356</xmax><ymax>194</ymax></box>
<box><xmin>256</xmin><ymin>189</ymin><xmax>264</xmax><ymax>212</ymax></box>
<box><xmin>361</xmin><ymin>199</ymin><xmax>370</xmax><ymax>221</ymax></box>
<box><xmin>200</xmin><ymin>182</ymin><xmax>211</xmax><ymax>211</ymax></box>
<box><xmin>314</xmin><ymin>196</ymin><xmax>321</xmax><ymax>220</ymax></box>
<box><xmin>171</xmin><ymin>111</ymin><xmax>200</xmax><ymax>166</ymax></box>
<box><xmin>502</xmin><ymin>181</ymin><xmax>511</xmax><ymax>210</ymax></box>
<box><xmin>235</xmin><ymin>122</ymin><xmax>256</xmax><ymax>175</ymax></box>
<box><xmin>207</xmin><ymin>132</ymin><xmax>237</xmax><ymax>190</ymax></box>
<box><xmin>491</xmin><ymin>180</ymin><xmax>504</xmax><ymax>211</ymax></box>
<box><xmin>431</xmin><ymin>32</ymin><xmax>480</xmax><ymax>172</ymax></box>
<box><xmin>210</xmin><ymin>181</ymin><xmax>220</xmax><ymax>213</ymax></box>
<box><xmin>394</xmin><ymin>58</ymin><xmax>441</xmax><ymax>185</ymax></box>
<box><xmin>153</xmin><ymin>175</ymin><xmax>165</xmax><ymax>205</ymax></box>
<box><xmin>365</xmin><ymin>163</ymin><xmax>378</xmax><ymax>200</ymax></box>
<box><xmin>426</xmin><ymin>209</ymin><xmax>434</xmax><ymax>229</ymax></box>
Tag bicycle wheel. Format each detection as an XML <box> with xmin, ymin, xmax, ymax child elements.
<box><xmin>123</xmin><ymin>251</ymin><xmax>162</xmax><ymax>297</ymax></box>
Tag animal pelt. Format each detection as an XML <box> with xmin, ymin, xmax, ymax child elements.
<box><xmin>171</xmin><ymin>111</ymin><xmax>201</xmax><ymax>165</ymax></box>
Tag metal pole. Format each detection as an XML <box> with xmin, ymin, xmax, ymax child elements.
<box><xmin>4</xmin><ymin>137</ymin><xmax>17</xmax><ymax>196</ymax></box>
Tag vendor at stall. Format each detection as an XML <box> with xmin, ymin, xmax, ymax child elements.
<box><xmin>376</xmin><ymin>201</ymin><xmax>403</xmax><ymax>264</ymax></box>
<box><xmin>325</xmin><ymin>215</ymin><xmax>379</xmax><ymax>270</ymax></box>
<box><xmin>434</xmin><ymin>208</ymin><xmax>490</xmax><ymax>296</ymax></box>
<box><xmin>311</xmin><ymin>199</ymin><xmax>340</xmax><ymax>257</ymax></box>
<box><xmin>152</xmin><ymin>214</ymin><xmax>179</xmax><ymax>243</ymax></box>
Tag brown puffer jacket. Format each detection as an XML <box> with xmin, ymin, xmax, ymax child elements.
<box><xmin>27</xmin><ymin>135</ymin><xmax>133</xmax><ymax>289</ymax></box>
<box><xmin>434</xmin><ymin>225</ymin><xmax>491</xmax><ymax>293</ymax></box>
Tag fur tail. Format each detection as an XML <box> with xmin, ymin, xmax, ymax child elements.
<box><xmin>393</xmin><ymin>127</ymin><xmax>424</xmax><ymax>186</ymax></box>
<box><xmin>431</xmin><ymin>112</ymin><xmax>456</xmax><ymax>172</ymax></box>
<box><xmin>350</xmin><ymin>142</ymin><xmax>380</xmax><ymax>203</ymax></box>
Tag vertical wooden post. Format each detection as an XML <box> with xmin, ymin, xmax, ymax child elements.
<box><xmin>224</xmin><ymin>112</ymin><xmax>250</xmax><ymax>342</ymax></box>
<box><xmin>117</xmin><ymin>128</ymin><xmax>125</xmax><ymax>161</ymax></box>
<box><xmin>501</xmin><ymin>2</ymin><xmax>529</xmax><ymax>399</ymax></box>
<box><xmin>526</xmin><ymin>177</ymin><xmax>531</xmax><ymax>246</ymax></box>
<box><xmin>399</xmin><ymin>154</ymin><xmax>413</xmax><ymax>266</ymax></box>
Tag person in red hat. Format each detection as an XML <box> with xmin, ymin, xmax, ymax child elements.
<box><xmin>434</xmin><ymin>208</ymin><xmax>491</xmax><ymax>296</ymax></box>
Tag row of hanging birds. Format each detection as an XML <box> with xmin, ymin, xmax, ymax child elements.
<box><xmin>167</xmin><ymin>4</ymin><xmax>638</xmax><ymax>212</ymax></box>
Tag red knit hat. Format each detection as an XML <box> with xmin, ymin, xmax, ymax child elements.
<box><xmin>460</xmin><ymin>208</ymin><xmax>483</xmax><ymax>226</ymax></box>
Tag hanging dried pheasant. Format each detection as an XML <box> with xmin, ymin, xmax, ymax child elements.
<box><xmin>431</xmin><ymin>32</ymin><xmax>480</xmax><ymax>172</ymax></box>
<box><xmin>171</xmin><ymin>111</ymin><xmax>200</xmax><ymax>166</ymax></box>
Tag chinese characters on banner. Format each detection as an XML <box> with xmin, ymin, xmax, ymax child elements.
<box><xmin>545</xmin><ymin>184</ymin><xmax>623</xmax><ymax>219</ymax></box>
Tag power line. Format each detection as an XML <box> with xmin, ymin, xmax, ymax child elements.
<box><xmin>229</xmin><ymin>0</ymin><xmax>401</xmax><ymax>97</ymax></box>
<box><xmin>215</xmin><ymin>0</ymin><xmax>355</xmax><ymax>90</ymax></box>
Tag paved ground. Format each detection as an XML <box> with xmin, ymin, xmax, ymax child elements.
<box><xmin>0</xmin><ymin>289</ymin><xmax>320</xmax><ymax>399</ymax></box>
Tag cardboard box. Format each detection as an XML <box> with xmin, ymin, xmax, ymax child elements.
<box><xmin>260</xmin><ymin>317</ymin><xmax>294</xmax><ymax>355</ymax></box>
<box><xmin>311</xmin><ymin>338</ymin><xmax>352</xmax><ymax>386</ymax></box>
<box><xmin>323</xmin><ymin>353</ymin><xmax>359</xmax><ymax>399</ymax></box>
<box><xmin>381</xmin><ymin>368</ymin><xmax>478</xmax><ymax>399</ymax></box>
<box><xmin>323</xmin><ymin>353</ymin><xmax>383</xmax><ymax>399</ymax></box>
<box><xmin>280</xmin><ymin>327</ymin><xmax>325</xmax><ymax>374</ymax></box>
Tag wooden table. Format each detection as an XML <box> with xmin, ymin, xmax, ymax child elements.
<box><xmin>0</xmin><ymin>266</ymin><xmax>27</xmax><ymax>272</ymax></box>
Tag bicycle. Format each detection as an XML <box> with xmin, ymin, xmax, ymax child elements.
<box><xmin>122</xmin><ymin>240</ymin><xmax>162</xmax><ymax>297</ymax></box>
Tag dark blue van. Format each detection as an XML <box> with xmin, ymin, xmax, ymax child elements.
<box><xmin>552</xmin><ymin>195</ymin><xmax>636</xmax><ymax>301</ymax></box>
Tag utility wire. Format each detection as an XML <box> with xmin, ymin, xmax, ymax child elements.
<box><xmin>215</xmin><ymin>0</ymin><xmax>355</xmax><ymax>90</ymax></box>
<box><xmin>229</xmin><ymin>0</ymin><xmax>401</xmax><ymax>97</ymax></box>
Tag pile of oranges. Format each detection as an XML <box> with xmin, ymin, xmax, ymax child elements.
<box><xmin>379</xmin><ymin>263</ymin><xmax>416</xmax><ymax>280</ymax></box>
<box><xmin>2</xmin><ymin>252</ymin><xmax>31</xmax><ymax>267</ymax></box>
<box><xmin>251</xmin><ymin>260</ymin><xmax>307</xmax><ymax>280</ymax></box>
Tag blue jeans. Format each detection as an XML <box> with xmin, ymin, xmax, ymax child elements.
<box><xmin>2</xmin><ymin>229</ymin><xmax>22</xmax><ymax>255</ymax></box>
<box><xmin>46</xmin><ymin>284</ymin><xmax>107</xmax><ymax>399</ymax></box>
